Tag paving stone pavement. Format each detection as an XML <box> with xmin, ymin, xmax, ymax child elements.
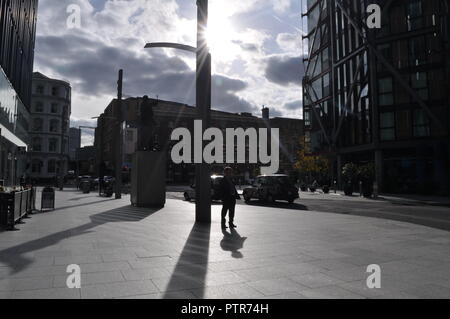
<box><xmin>0</xmin><ymin>188</ymin><xmax>450</xmax><ymax>299</ymax></box>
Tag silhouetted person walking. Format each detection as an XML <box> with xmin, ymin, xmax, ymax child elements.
<box><xmin>220</xmin><ymin>167</ymin><xmax>240</xmax><ymax>229</ymax></box>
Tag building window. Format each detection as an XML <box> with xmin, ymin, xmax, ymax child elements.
<box><xmin>378</xmin><ymin>77</ymin><xmax>394</xmax><ymax>106</ymax></box>
<box><xmin>413</xmin><ymin>109</ymin><xmax>430</xmax><ymax>137</ymax></box>
<box><xmin>312</xmin><ymin>77</ymin><xmax>323</xmax><ymax>99</ymax></box>
<box><xmin>323</xmin><ymin>73</ymin><xmax>330</xmax><ymax>97</ymax></box>
<box><xmin>48</xmin><ymin>160</ymin><xmax>56</xmax><ymax>173</ymax></box>
<box><xmin>36</xmin><ymin>85</ymin><xmax>44</xmax><ymax>94</ymax></box>
<box><xmin>380</xmin><ymin>112</ymin><xmax>395</xmax><ymax>141</ymax></box>
<box><xmin>51</xmin><ymin>103</ymin><xmax>58</xmax><ymax>113</ymax></box>
<box><xmin>126</xmin><ymin>130</ymin><xmax>134</xmax><ymax>142</ymax></box>
<box><xmin>52</xmin><ymin>86</ymin><xmax>59</xmax><ymax>97</ymax></box>
<box><xmin>396</xmin><ymin>110</ymin><xmax>412</xmax><ymax>139</ymax></box>
<box><xmin>411</xmin><ymin>72</ymin><xmax>428</xmax><ymax>100</ymax></box>
<box><xmin>31</xmin><ymin>159</ymin><xmax>43</xmax><ymax>173</ymax></box>
<box><xmin>49</xmin><ymin>119</ymin><xmax>59</xmax><ymax>133</ymax></box>
<box><xmin>304</xmin><ymin>110</ymin><xmax>311</xmax><ymax>127</ymax></box>
<box><xmin>35</xmin><ymin>102</ymin><xmax>44</xmax><ymax>113</ymax></box>
<box><xmin>32</xmin><ymin>137</ymin><xmax>42</xmax><ymax>152</ymax></box>
<box><xmin>33</xmin><ymin>118</ymin><xmax>43</xmax><ymax>132</ymax></box>
<box><xmin>322</xmin><ymin>48</ymin><xmax>330</xmax><ymax>70</ymax></box>
<box><xmin>377</xmin><ymin>43</ymin><xmax>391</xmax><ymax>70</ymax></box>
<box><xmin>304</xmin><ymin>131</ymin><xmax>311</xmax><ymax>153</ymax></box>
<box><xmin>49</xmin><ymin>138</ymin><xmax>58</xmax><ymax>152</ymax></box>
<box><xmin>406</xmin><ymin>0</ymin><xmax>423</xmax><ymax>31</ymax></box>
<box><xmin>409</xmin><ymin>36</ymin><xmax>426</xmax><ymax>66</ymax></box>
<box><xmin>62</xmin><ymin>138</ymin><xmax>68</xmax><ymax>154</ymax></box>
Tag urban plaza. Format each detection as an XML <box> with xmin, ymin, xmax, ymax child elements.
<box><xmin>0</xmin><ymin>0</ymin><xmax>449</xmax><ymax>311</ymax></box>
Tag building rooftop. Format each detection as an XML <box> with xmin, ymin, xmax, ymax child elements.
<box><xmin>32</xmin><ymin>71</ymin><xmax>71</xmax><ymax>86</ymax></box>
<box><xmin>117</xmin><ymin>97</ymin><xmax>302</xmax><ymax>123</ymax></box>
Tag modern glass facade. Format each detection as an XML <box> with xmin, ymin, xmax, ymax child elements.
<box><xmin>0</xmin><ymin>0</ymin><xmax>38</xmax><ymax>185</ymax></box>
<box><xmin>0</xmin><ymin>0</ymin><xmax>38</xmax><ymax>108</ymax></box>
<box><xmin>303</xmin><ymin>0</ymin><xmax>450</xmax><ymax>194</ymax></box>
<box><xmin>0</xmin><ymin>67</ymin><xmax>17</xmax><ymax>131</ymax></box>
<box><xmin>0</xmin><ymin>67</ymin><xmax>30</xmax><ymax>185</ymax></box>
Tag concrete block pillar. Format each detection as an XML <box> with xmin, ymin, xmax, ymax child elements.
<box><xmin>131</xmin><ymin>151</ymin><xmax>166</xmax><ymax>208</ymax></box>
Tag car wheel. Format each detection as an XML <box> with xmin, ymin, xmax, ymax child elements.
<box><xmin>266</xmin><ymin>194</ymin><xmax>274</xmax><ymax>203</ymax></box>
<box><xmin>244</xmin><ymin>193</ymin><xmax>251</xmax><ymax>203</ymax></box>
<box><xmin>184</xmin><ymin>192</ymin><xmax>191</xmax><ymax>201</ymax></box>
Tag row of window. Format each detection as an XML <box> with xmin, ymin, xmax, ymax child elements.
<box><xmin>31</xmin><ymin>136</ymin><xmax>63</xmax><ymax>153</ymax></box>
<box><xmin>304</xmin><ymin>105</ymin><xmax>431</xmax><ymax>142</ymax></box>
<box><xmin>31</xmin><ymin>159</ymin><xmax>61</xmax><ymax>174</ymax></box>
<box><xmin>380</xmin><ymin>109</ymin><xmax>430</xmax><ymax>141</ymax></box>
<box><xmin>307</xmin><ymin>70</ymin><xmax>431</xmax><ymax>110</ymax></box>
<box><xmin>378</xmin><ymin>72</ymin><xmax>429</xmax><ymax>106</ymax></box>
<box><xmin>34</xmin><ymin>101</ymin><xmax>68</xmax><ymax>114</ymax></box>
<box><xmin>377</xmin><ymin>34</ymin><xmax>441</xmax><ymax>71</ymax></box>
<box><xmin>379</xmin><ymin>0</ymin><xmax>437</xmax><ymax>36</ymax></box>
<box><xmin>32</xmin><ymin>118</ymin><xmax>64</xmax><ymax>133</ymax></box>
<box><xmin>35</xmin><ymin>84</ymin><xmax>70</xmax><ymax>99</ymax></box>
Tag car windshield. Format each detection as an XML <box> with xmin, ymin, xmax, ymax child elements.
<box><xmin>275</xmin><ymin>176</ymin><xmax>291</xmax><ymax>185</ymax></box>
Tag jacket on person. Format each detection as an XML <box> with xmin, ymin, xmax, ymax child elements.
<box><xmin>219</xmin><ymin>177</ymin><xmax>240</xmax><ymax>201</ymax></box>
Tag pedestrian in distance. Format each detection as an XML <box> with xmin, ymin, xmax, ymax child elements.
<box><xmin>219</xmin><ymin>167</ymin><xmax>240</xmax><ymax>229</ymax></box>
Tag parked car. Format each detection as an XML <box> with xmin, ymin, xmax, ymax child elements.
<box><xmin>243</xmin><ymin>174</ymin><xmax>299</xmax><ymax>204</ymax></box>
<box><xmin>184</xmin><ymin>175</ymin><xmax>224</xmax><ymax>202</ymax></box>
<box><xmin>77</xmin><ymin>175</ymin><xmax>92</xmax><ymax>190</ymax></box>
<box><xmin>101</xmin><ymin>177</ymin><xmax>115</xmax><ymax>197</ymax></box>
<box><xmin>95</xmin><ymin>176</ymin><xmax>115</xmax><ymax>191</ymax></box>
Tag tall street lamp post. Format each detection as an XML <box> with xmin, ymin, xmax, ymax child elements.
<box><xmin>115</xmin><ymin>69</ymin><xmax>124</xmax><ymax>200</ymax></box>
<box><xmin>145</xmin><ymin>0</ymin><xmax>211</xmax><ymax>223</ymax></box>
<box><xmin>92</xmin><ymin>69</ymin><xmax>124</xmax><ymax>199</ymax></box>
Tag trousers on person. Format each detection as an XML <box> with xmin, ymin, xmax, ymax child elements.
<box><xmin>221</xmin><ymin>199</ymin><xmax>236</xmax><ymax>224</ymax></box>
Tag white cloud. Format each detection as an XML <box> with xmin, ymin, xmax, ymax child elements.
<box><xmin>273</xmin><ymin>0</ymin><xmax>291</xmax><ymax>14</ymax></box>
<box><xmin>34</xmin><ymin>0</ymin><xmax>303</xmax><ymax>122</ymax></box>
<box><xmin>276</xmin><ymin>32</ymin><xmax>300</xmax><ymax>52</ymax></box>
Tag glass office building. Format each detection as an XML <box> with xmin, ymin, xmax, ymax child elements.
<box><xmin>0</xmin><ymin>0</ymin><xmax>39</xmax><ymax>185</ymax></box>
<box><xmin>302</xmin><ymin>0</ymin><xmax>450</xmax><ymax>194</ymax></box>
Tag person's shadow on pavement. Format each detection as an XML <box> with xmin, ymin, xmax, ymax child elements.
<box><xmin>220</xmin><ymin>228</ymin><xmax>247</xmax><ymax>258</ymax></box>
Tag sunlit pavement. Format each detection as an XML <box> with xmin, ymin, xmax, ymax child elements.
<box><xmin>1</xmin><ymin>188</ymin><xmax>450</xmax><ymax>299</ymax></box>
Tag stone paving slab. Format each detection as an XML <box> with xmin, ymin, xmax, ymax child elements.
<box><xmin>0</xmin><ymin>189</ymin><xmax>449</xmax><ymax>299</ymax></box>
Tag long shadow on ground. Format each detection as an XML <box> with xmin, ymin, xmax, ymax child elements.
<box><xmin>0</xmin><ymin>205</ymin><xmax>161</xmax><ymax>277</ymax></box>
<box><xmin>163</xmin><ymin>223</ymin><xmax>210</xmax><ymax>299</ymax></box>
<box><xmin>242</xmin><ymin>200</ymin><xmax>308</xmax><ymax>211</ymax></box>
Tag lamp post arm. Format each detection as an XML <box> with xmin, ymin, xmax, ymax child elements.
<box><xmin>144</xmin><ymin>42</ymin><xmax>197</xmax><ymax>54</ymax></box>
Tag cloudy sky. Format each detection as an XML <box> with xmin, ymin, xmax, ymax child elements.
<box><xmin>34</xmin><ymin>0</ymin><xmax>305</xmax><ymax>143</ymax></box>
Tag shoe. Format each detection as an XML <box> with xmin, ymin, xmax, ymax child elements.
<box><xmin>221</xmin><ymin>222</ymin><xmax>228</xmax><ymax>229</ymax></box>
<box><xmin>229</xmin><ymin>222</ymin><xmax>237</xmax><ymax>228</ymax></box>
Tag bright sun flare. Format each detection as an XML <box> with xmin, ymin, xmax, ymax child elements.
<box><xmin>205</xmin><ymin>2</ymin><xmax>239</xmax><ymax>62</ymax></box>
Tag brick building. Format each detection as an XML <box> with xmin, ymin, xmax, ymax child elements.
<box><xmin>94</xmin><ymin>97</ymin><xmax>304</xmax><ymax>184</ymax></box>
